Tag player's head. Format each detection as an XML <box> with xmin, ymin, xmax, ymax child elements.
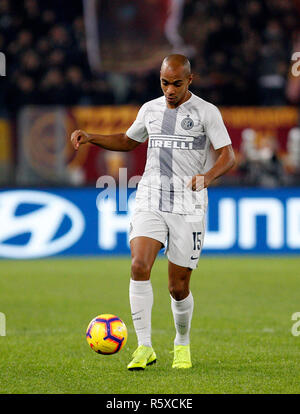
<box><xmin>160</xmin><ymin>54</ymin><xmax>193</xmax><ymax>108</ymax></box>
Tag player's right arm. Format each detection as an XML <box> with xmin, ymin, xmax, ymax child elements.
<box><xmin>71</xmin><ymin>103</ymin><xmax>148</xmax><ymax>152</ymax></box>
<box><xmin>70</xmin><ymin>130</ymin><xmax>141</xmax><ymax>152</ymax></box>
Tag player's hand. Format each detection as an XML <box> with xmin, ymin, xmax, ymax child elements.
<box><xmin>70</xmin><ymin>129</ymin><xmax>90</xmax><ymax>150</ymax></box>
<box><xmin>187</xmin><ymin>174</ymin><xmax>213</xmax><ymax>191</ymax></box>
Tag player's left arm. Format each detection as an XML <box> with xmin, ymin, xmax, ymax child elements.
<box><xmin>188</xmin><ymin>144</ymin><xmax>235</xmax><ymax>191</ymax></box>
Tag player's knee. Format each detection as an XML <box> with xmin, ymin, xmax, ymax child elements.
<box><xmin>169</xmin><ymin>283</ymin><xmax>189</xmax><ymax>301</ymax></box>
<box><xmin>131</xmin><ymin>258</ymin><xmax>151</xmax><ymax>280</ymax></box>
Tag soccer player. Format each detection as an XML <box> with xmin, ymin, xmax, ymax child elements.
<box><xmin>71</xmin><ymin>54</ymin><xmax>235</xmax><ymax>370</ymax></box>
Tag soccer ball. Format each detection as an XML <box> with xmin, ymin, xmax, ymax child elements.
<box><xmin>86</xmin><ymin>314</ymin><xmax>127</xmax><ymax>355</ymax></box>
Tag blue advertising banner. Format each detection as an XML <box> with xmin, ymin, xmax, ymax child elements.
<box><xmin>0</xmin><ymin>187</ymin><xmax>299</xmax><ymax>258</ymax></box>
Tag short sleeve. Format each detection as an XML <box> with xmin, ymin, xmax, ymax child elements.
<box><xmin>204</xmin><ymin>103</ymin><xmax>231</xmax><ymax>150</ymax></box>
<box><xmin>126</xmin><ymin>104</ymin><xmax>148</xmax><ymax>143</ymax></box>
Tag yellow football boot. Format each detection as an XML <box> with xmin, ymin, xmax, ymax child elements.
<box><xmin>127</xmin><ymin>345</ymin><xmax>157</xmax><ymax>371</ymax></box>
<box><xmin>172</xmin><ymin>344</ymin><xmax>192</xmax><ymax>369</ymax></box>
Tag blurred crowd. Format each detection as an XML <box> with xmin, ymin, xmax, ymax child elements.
<box><xmin>0</xmin><ymin>0</ymin><xmax>91</xmax><ymax>113</ymax></box>
<box><xmin>0</xmin><ymin>0</ymin><xmax>162</xmax><ymax>114</ymax></box>
<box><xmin>184</xmin><ymin>0</ymin><xmax>300</xmax><ymax>106</ymax></box>
<box><xmin>237</xmin><ymin>127</ymin><xmax>300</xmax><ymax>187</ymax></box>
<box><xmin>0</xmin><ymin>0</ymin><xmax>299</xmax><ymax>115</ymax></box>
<box><xmin>0</xmin><ymin>0</ymin><xmax>300</xmax><ymax>187</ymax></box>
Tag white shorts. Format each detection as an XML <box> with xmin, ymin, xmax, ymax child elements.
<box><xmin>129</xmin><ymin>209</ymin><xmax>206</xmax><ymax>269</ymax></box>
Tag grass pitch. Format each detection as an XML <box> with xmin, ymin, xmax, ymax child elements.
<box><xmin>0</xmin><ymin>256</ymin><xmax>300</xmax><ymax>394</ymax></box>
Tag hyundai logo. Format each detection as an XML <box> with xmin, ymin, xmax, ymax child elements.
<box><xmin>0</xmin><ymin>190</ymin><xmax>85</xmax><ymax>258</ymax></box>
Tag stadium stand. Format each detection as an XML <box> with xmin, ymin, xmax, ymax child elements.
<box><xmin>1</xmin><ymin>0</ymin><xmax>299</xmax><ymax>112</ymax></box>
<box><xmin>0</xmin><ymin>0</ymin><xmax>300</xmax><ymax>187</ymax></box>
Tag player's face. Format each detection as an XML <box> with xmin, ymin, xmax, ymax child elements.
<box><xmin>160</xmin><ymin>66</ymin><xmax>193</xmax><ymax>108</ymax></box>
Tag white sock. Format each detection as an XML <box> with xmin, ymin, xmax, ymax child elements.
<box><xmin>129</xmin><ymin>279</ymin><xmax>153</xmax><ymax>348</ymax></box>
<box><xmin>171</xmin><ymin>291</ymin><xmax>194</xmax><ymax>346</ymax></box>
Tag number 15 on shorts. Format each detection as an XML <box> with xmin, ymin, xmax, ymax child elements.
<box><xmin>192</xmin><ymin>232</ymin><xmax>202</xmax><ymax>250</ymax></box>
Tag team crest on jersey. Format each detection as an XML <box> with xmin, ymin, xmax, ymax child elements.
<box><xmin>181</xmin><ymin>115</ymin><xmax>194</xmax><ymax>130</ymax></box>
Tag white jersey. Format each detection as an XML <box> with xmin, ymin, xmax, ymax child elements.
<box><xmin>126</xmin><ymin>92</ymin><xmax>231</xmax><ymax>215</ymax></box>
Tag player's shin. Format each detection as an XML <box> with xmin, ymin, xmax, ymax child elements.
<box><xmin>170</xmin><ymin>291</ymin><xmax>194</xmax><ymax>345</ymax></box>
<box><xmin>129</xmin><ymin>279</ymin><xmax>153</xmax><ymax>348</ymax></box>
